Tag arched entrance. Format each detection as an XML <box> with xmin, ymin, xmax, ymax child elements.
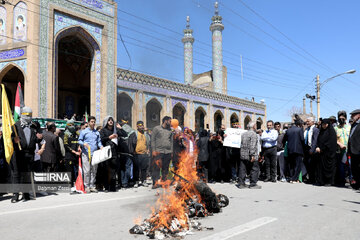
<box><xmin>230</xmin><ymin>113</ymin><xmax>239</xmax><ymax>128</ymax></box>
<box><xmin>117</xmin><ymin>92</ymin><xmax>133</xmax><ymax>126</ymax></box>
<box><xmin>214</xmin><ymin>110</ymin><xmax>223</xmax><ymax>132</ymax></box>
<box><xmin>0</xmin><ymin>65</ymin><xmax>24</xmax><ymax>112</ymax></box>
<box><xmin>172</xmin><ymin>103</ymin><xmax>185</xmax><ymax>128</ymax></box>
<box><xmin>55</xmin><ymin>27</ymin><xmax>100</xmax><ymax>121</ymax></box>
<box><xmin>244</xmin><ymin>115</ymin><xmax>251</xmax><ymax>129</ymax></box>
<box><xmin>146</xmin><ymin>98</ymin><xmax>162</xmax><ymax>130</ymax></box>
<box><xmin>195</xmin><ymin>107</ymin><xmax>206</xmax><ymax>132</ymax></box>
<box><xmin>257</xmin><ymin>117</ymin><xmax>263</xmax><ymax>130</ymax></box>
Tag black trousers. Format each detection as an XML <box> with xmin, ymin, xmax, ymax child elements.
<box><xmin>134</xmin><ymin>154</ymin><xmax>150</xmax><ymax>182</ymax></box>
<box><xmin>263</xmin><ymin>147</ymin><xmax>277</xmax><ymax>180</ymax></box>
<box><xmin>10</xmin><ymin>152</ymin><xmax>32</xmax><ymax>193</ymax></box>
<box><xmin>238</xmin><ymin>159</ymin><xmax>259</xmax><ymax>186</ymax></box>
<box><xmin>288</xmin><ymin>153</ymin><xmax>303</xmax><ymax>181</ymax></box>
<box><xmin>303</xmin><ymin>149</ymin><xmax>316</xmax><ymax>183</ymax></box>
<box><xmin>351</xmin><ymin>154</ymin><xmax>360</xmax><ymax>188</ymax></box>
<box><xmin>151</xmin><ymin>153</ymin><xmax>171</xmax><ymax>183</ymax></box>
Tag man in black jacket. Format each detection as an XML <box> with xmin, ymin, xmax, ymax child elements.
<box><xmin>41</xmin><ymin>122</ymin><xmax>61</xmax><ymax>172</ymax></box>
<box><xmin>303</xmin><ymin>117</ymin><xmax>320</xmax><ymax>184</ymax></box>
<box><xmin>10</xmin><ymin>107</ymin><xmax>40</xmax><ymax>202</ymax></box>
<box><xmin>348</xmin><ymin>109</ymin><xmax>360</xmax><ymax>189</ymax></box>
<box><xmin>283</xmin><ymin>120</ymin><xmax>305</xmax><ymax>183</ymax></box>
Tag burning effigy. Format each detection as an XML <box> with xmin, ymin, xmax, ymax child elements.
<box><xmin>130</xmin><ymin>148</ymin><xmax>229</xmax><ymax>239</ymax></box>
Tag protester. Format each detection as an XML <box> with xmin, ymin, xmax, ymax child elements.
<box><xmin>63</xmin><ymin>120</ymin><xmax>80</xmax><ymax>185</ymax></box>
<box><xmin>117</xmin><ymin>120</ymin><xmax>135</xmax><ymax>189</ymax></box>
<box><xmin>197</xmin><ymin>129</ymin><xmax>210</xmax><ymax>182</ymax></box>
<box><xmin>261</xmin><ymin>120</ymin><xmax>278</xmax><ymax>182</ymax></box>
<box><xmin>208</xmin><ymin>131</ymin><xmax>223</xmax><ymax>183</ymax></box>
<box><xmin>227</xmin><ymin>122</ymin><xmax>240</xmax><ymax>183</ymax></box>
<box><xmin>334</xmin><ymin>111</ymin><xmax>351</xmax><ymax>187</ymax></box>
<box><xmin>150</xmin><ymin>116</ymin><xmax>173</xmax><ymax>188</ymax></box>
<box><xmin>41</xmin><ymin>122</ymin><xmax>61</xmax><ymax>173</ymax></box>
<box><xmin>303</xmin><ymin>117</ymin><xmax>319</xmax><ymax>184</ymax></box>
<box><xmin>172</xmin><ymin>126</ymin><xmax>186</xmax><ymax>173</ymax></box>
<box><xmin>283</xmin><ymin>120</ymin><xmax>304</xmax><ymax>183</ymax></box>
<box><xmin>99</xmin><ymin>116</ymin><xmax>121</xmax><ymax>191</ymax></box>
<box><xmin>10</xmin><ymin>107</ymin><xmax>39</xmax><ymax>202</ymax></box>
<box><xmin>238</xmin><ymin>121</ymin><xmax>261</xmax><ymax>189</ymax></box>
<box><xmin>275</xmin><ymin>122</ymin><xmax>286</xmax><ymax>182</ymax></box>
<box><xmin>348</xmin><ymin>109</ymin><xmax>360</xmax><ymax>190</ymax></box>
<box><xmin>315</xmin><ymin>118</ymin><xmax>338</xmax><ymax>186</ymax></box>
<box><xmin>78</xmin><ymin>116</ymin><xmax>103</xmax><ymax>193</ymax></box>
<box><xmin>129</xmin><ymin>121</ymin><xmax>151</xmax><ymax>188</ymax></box>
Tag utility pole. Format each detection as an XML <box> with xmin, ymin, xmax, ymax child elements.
<box><xmin>316</xmin><ymin>75</ymin><xmax>320</xmax><ymax>121</ymax></box>
<box><xmin>303</xmin><ymin>97</ymin><xmax>306</xmax><ymax>114</ymax></box>
<box><xmin>310</xmin><ymin>100</ymin><xmax>313</xmax><ymax>115</ymax></box>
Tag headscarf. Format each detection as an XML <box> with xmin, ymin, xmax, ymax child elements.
<box><xmin>20</xmin><ymin>106</ymin><xmax>32</xmax><ymax>128</ymax></box>
<box><xmin>64</xmin><ymin>119</ymin><xmax>76</xmax><ymax>136</ymax></box>
<box><xmin>102</xmin><ymin>116</ymin><xmax>114</xmax><ymax>129</ymax></box>
<box><xmin>318</xmin><ymin>118</ymin><xmax>337</xmax><ymax>154</ymax></box>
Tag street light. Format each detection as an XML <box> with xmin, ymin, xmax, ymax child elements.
<box><xmin>306</xmin><ymin>94</ymin><xmax>316</xmax><ymax>115</ymax></box>
<box><xmin>316</xmin><ymin>69</ymin><xmax>356</xmax><ymax>120</ymax></box>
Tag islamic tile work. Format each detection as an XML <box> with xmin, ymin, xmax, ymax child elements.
<box><xmin>39</xmin><ymin>0</ymin><xmax>115</xmax><ymax>117</ymax></box>
<box><xmin>67</xmin><ymin>0</ymin><xmax>114</xmax><ymax>17</ymax></box>
<box><xmin>138</xmin><ymin>92</ymin><xmax>143</xmax><ymax>119</ymax></box>
<box><xmin>117</xmin><ymin>70</ymin><xmax>265</xmax><ymax>115</ymax></box>
<box><xmin>166</xmin><ymin>97</ymin><xmax>170</xmax><ymax>113</ymax></box>
<box><xmin>54</xmin><ymin>26</ymin><xmax>101</xmax><ymax>122</ymax></box>
<box><xmin>212</xmin><ymin>30</ymin><xmax>222</xmax><ymax>93</ymax></box>
<box><xmin>213</xmin><ymin>106</ymin><xmax>224</xmax><ymax>115</ymax></box>
<box><xmin>0</xmin><ymin>59</ymin><xmax>27</xmax><ymax>73</ymax></box>
<box><xmin>0</xmin><ymin>6</ymin><xmax>6</xmax><ymax>45</ymax></box>
<box><xmin>117</xmin><ymin>87</ymin><xmax>136</xmax><ymax>101</ymax></box>
<box><xmin>145</xmin><ymin>93</ymin><xmax>164</xmax><ymax>106</ymax></box>
<box><xmin>95</xmin><ymin>50</ymin><xmax>101</xmax><ymax>122</ymax></box>
<box><xmin>194</xmin><ymin>102</ymin><xmax>208</xmax><ymax>111</ymax></box>
<box><xmin>54</xmin><ymin>11</ymin><xmax>102</xmax><ymax>46</ymax></box>
<box><xmin>13</xmin><ymin>1</ymin><xmax>27</xmax><ymax>42</ymax></box>
<box><xmin>0</xmin><ymin>49</ymin><xmax>25</xmax><ymax>60</ymax></box>
<box><xmin>184</xmin><ymin>42</ymin><xmax>193</xmax><ymax>85</ymax></box>
<box><xmin>230</xmin><ymin>109</ymin><xmax>240</xmax><ymax>119</ymax></box>
<box><xmin>172</xmin><ymin>98</ymin><xmax>187</xmax><ymax>109</ymax></box>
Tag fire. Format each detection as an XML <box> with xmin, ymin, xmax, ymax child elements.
<box><xmin>147</xmin><ymin>142</ymin><xmax>202</xmax><ymax>231</ymax></box>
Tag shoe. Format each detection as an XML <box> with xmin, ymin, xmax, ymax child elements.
<box><xmin>23</xmin><ymin>193</ymin><xmax>31</xmax><ymax>201</ymax></box>
<box><xmin>11</xmin><ymin>193</ymin><xmax>20</xmax><ymax>203</ymax></box>
<box><xmin>134</xmin><ymin>182</ymin><xmax>139</xmax><ymax>188</ymax></box>
<box><xmin>143</xmin><ymin>182</ymin><xmax>149</xmax><ymax>187</ymax></box>
<box><xmin>90</xmin><ymin>187</ymin><xmax>98</xmax><ymax>193</ymax></box>
<box><xmin>271</xmin><ymin>179</ymin><xmax>277</xmax><ymax>183</ymax></box>
<box><xmin>263</xmin><ymin>178</ymin><xmax>270</xmax><ymax>182</ymax></box>
<box><xmin>85</xmin><ymin>187</ymin><xmax>90</xmax><ymax>193</ymax></box>
<box><xmin>236</xmin><ymin>184</ymin><xmax>247</xmax><ymax>189</ymax></box>
<box><xmin>249</xmin><ymin>184</ymin><xmax>262</xmax><ymax>189</ymax></box>
<box><xmin>280</xmin><ymin>177</ymin><xmax>287</xmax><ymax>183</ymax></box>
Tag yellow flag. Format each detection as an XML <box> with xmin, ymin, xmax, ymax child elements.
<box><xmin>1</xmin><ymin>84</ymin><xmax>15</xmax><ymax>164</ymax></box>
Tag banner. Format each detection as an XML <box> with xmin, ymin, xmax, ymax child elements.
<box><xmin>223</xmin><ymin>128</ymin><xmax>247</xmax><ymax>148</ymax></box>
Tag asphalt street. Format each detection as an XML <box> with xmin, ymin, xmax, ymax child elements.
<box><xmin>0</xmin><ymin>182</ymin><xmax>359</xmax><ymax>240</ymax></box>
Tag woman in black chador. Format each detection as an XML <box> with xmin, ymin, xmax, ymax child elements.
<box><xmin>208</xmin><ymin>130</ymin><xmax>224</xmax><ymax>183</ymax></box>
<box><xmin>315</xmin><ymin>118</ymin><xmax>338</xmax><ymax>186</ymax></box>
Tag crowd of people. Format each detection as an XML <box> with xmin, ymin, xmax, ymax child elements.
<box><xmin>0</xmin><ymin>106</ymin><xmax>359</xmax><ymax>203</ymax></box>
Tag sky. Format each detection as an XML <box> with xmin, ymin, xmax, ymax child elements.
<box><xmin>115</xmin><ymin>0</ymin><xmax>359</xmax><ymax>122</ymax></box>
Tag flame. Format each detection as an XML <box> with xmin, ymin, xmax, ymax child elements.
<box><xmin>142</xmin><ymin>136</ymin><xmax>205</xmax><ymax>232</ymax></box>
<box><xmin>134</xmin><ymin>216</ymin><xmax>142</xmax><ymax>225</ymax></box>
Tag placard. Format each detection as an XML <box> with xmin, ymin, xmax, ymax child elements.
<box><xmin>223</xmin><ymin>128</ymin><xmax>247</xmax><ymax>148</ymax></box>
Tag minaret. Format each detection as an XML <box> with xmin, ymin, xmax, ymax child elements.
<box><xmin>210</xmin><ymin>1</ymin><xmax>224</xmax><ymax>93</ymax></box>
<box><xmin>182</xmin><ymin>16</ymin><xmax>194</xmax><ymax>85</ymax></box>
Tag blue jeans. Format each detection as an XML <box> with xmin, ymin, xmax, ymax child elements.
<box><xmin>119</xmin><ymin>154</ymin><xmax>133</xmax><ymax>187</ymax></box>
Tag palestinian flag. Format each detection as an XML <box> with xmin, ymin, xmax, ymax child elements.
<box><xmin>75</xmin><ymin>156</ymin><xmax>86</xmax><ymax>193</ymax></box>
<box><xmin>14</xmin><ymin>82</ymin><xmax>24</xmax><ymax>122</ymax></box>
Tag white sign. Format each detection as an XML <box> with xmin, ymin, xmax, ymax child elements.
<box><xmin>223</xmin><ymin>128</ymin><xmax>247</xmax><ymax>148</ymax></box>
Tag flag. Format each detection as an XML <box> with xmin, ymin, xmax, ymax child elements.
<box><xmin>1</xmin><ymin>84</ymin><xmax>15</xmax><ymax>164</ymax></box>
<box><xmin>85</xmin><ymin>106</ymin><xmax>88</xmax><ymax>122</ymax></box>
<box><xmin>13</xmin><ymin>82</ymin><xmax>24</xmax><ymax>122</ymax></box>
<box><xmin>75</xmin><ymin>155</ymin><xmax>86</xmax><ymax>194</ymax></box>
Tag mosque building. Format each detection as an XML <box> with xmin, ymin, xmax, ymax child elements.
<box><xmin>0</xmin><ymin>0</ymin><xmax>266</xmax><ymax>131</ymax></box>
